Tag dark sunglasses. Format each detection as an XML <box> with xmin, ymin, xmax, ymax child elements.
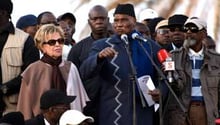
<box><xmin>183</xmin><ymin>26</ymin><xmax>199</xmax><ymax>33</ymax></box>
<box><xmin>169</xmin><ymin>26</ymin><xmax>185</xmax><ymax>32</ymax></box>
<box><xmin>43</xmin><ymin>38</ymin><xmax>64</xmax><ymax>46</ymax></box>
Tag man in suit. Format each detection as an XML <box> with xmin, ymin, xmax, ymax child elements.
<box><xmin>25</xmin><ymin>89</ymin><xmax>76</xmax><ymax>125</ymax></box>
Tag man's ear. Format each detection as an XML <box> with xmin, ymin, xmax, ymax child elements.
<box><xmin>88</xmin><ymin>19</ymin><xmax>91</xmax><ymax>26</ymax></box>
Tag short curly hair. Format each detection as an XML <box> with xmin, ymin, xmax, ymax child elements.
<box><xmin>34</xmin><ymin>24</ymin><xmax>64</xmax><ymax>51</ymax></box>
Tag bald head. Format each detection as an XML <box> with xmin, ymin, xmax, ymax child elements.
<box><xmin>88</xmin><ymin>5</ymin><xmax>108</xmax><ymax>18</ymax></box>
<box><xmin>87</xmin><ymin>5</ymin><xmax>109</xmax><ymax>39</ymax></box>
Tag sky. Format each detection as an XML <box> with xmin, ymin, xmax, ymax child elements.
<box><xmin>10</xmin><ymin>0</ymin><xmax>220</xmax><ymax>48</ymax></box>
<box><xmin>11</xmin><ymin>0</ymin><xmax>75</xmax><ymax>22</ymax></box>
<box><xmin>11</xmin><ymin>0</ymin><xmax>111</xmax><ymax>42</ymax></box>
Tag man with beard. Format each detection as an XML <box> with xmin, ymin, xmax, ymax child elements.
<box><xmin>166</xmin><ymin>14</ymin><xmax>188</xmax><ymax>51</ymax></box>
<box><xmin>163</xmin><ymin>17</ymin><xmax>220</xmax><ymax>125</ymax></box>
<box><xmin>67</xmin><ymin>5</ymin><xmax>109</xmax><ymax>125</ymax></box>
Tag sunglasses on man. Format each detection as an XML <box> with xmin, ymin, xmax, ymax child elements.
<box><xmin>183</xmin><ymin>26</ymin><xmax>200</xmax><ymax>33</ymax></box>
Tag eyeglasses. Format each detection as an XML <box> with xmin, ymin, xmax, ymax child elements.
<box><xmin>183</xmin><ymin>26</ymin><xmax>200</xmax><ymax>33</ymax></box>
<box><xmin>156</xmin><ymin>29</ymin><xmax>169</xmax><ymax>35</ymax></box>
<box><xmin>43</xmin><ymin>38</ymin><xmax>65</xmax><ymax>46</ymax></box>
<box><xmin>169</xmin><ymin>26</ymin><xmax>185</xmax><ymax>32</ymax></box>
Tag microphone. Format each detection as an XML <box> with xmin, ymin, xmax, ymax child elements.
<box><xmin>131</xmin><ymin>33</ymin><xmax>147</xmax><ymax>42</ymax></box>
<box><xmin>157</xmin><ymin>49</ymin><xmax>175</xmax><ymax>83</ymax></box>
<box><xmin>121</xmin><ymin>34</ymin><xmax>129</xmax><ymax>45</ymax></box>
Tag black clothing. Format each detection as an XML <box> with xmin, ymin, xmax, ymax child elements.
<box><xmin>25</xmin><ymin>114</ymin><xmax>45</xmax><ymax>125</ymax></box>
<box><xmin>68</xmin><ymin>36</ymin><xmax>94</xmax><ymax>69</ymax></box>
<box><xmin>67</xmin><ymin>35</ymin><xmax>105</xmax><ymax>125</ymax></box>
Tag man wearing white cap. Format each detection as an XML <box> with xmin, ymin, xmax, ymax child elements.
<box><xmin>163</xmin><ymin>17</ymin><xmax>220</xmax><ymax>125</ymax></box>
<box><xmin>138</xmin><ymin>8</ymin><xmax>159</xmax><ymax>25</ymax></box>
<box><xmin>59</xmin><ymin>110</ymin><xmax>94</xmax><ymax>125</ymax></box>
<box><xmin>154</xmin><ymin>19</ymin><xmax>170</xmax><ymax>50</ymax></box>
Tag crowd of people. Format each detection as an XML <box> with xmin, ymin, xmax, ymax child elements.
<box><xmin>0</xmin><ymin>0</ymin><xmax>219</xmax><ymax>125</ymax></box>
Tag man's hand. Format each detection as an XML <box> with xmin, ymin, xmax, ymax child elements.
<box><xmin>148</xmin><ymin>89</ymin><xmax>160</xmax><ymax>102</ymax></box>
<box><xmin>98</xmin><ymin>47</ymin><xmax>118</xmax><ymax>59</ymax></box>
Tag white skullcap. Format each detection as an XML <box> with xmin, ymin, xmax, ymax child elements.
<box><xmin>59</xmin><ymin>110</ymin><xmax>94</xmax><ymax>125</ymax></box>
<box><xmin>184</xmin><ymin>17</ymin><xmax>207</xmax><ymax>30</ymax></box>
<box><xmin>139</xmin><ymin>8</ymin><xmax>158</xmax><ymax>22</ymax></box>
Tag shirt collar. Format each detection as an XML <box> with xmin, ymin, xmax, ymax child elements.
<box><xmin>171</xmin><ymin>42</ymin><xmax>177</xmax><ymax>50</ymax></box>
<box><xmin>188</xmin><ymin>47</ymin><xmax>204</xmax><ymax>57</ymax></box>
<box><xmin>44</xmin><ymin>118</ymin><xmax>59</xmax><ymax>125</ymax></box>
<box><xmin>44</xmin><ymin>118</ymin><xmax>50</xmax><ymax>125</ymax></box>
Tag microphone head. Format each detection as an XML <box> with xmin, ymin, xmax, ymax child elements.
<box><xmin>157</xmin><ymin>49</ymin><xmax>170</xmax><ymax>63</ymax></box>
<box><xmin>121</xmin><ymin>34</ymin><xmax>128</xmax><ymax>40</ymax></box>
<box><xmin>131</xmin><ymin>33</ymin><xmax>139</xmax><ymax>39</ymax></box>
<box><xmin>121</xmin><ymin>34</ymin><xmax>128</xmax><ymax>44</ymax></box>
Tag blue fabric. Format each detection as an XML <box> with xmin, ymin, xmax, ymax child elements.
<box><xmin>80</xmin><ymin>32</ymin><xmax>163</xmax><ymax>125</ymax></box>
<box><xmin>128</xmin><ymin>31</ymin><xmax>154</xmax><ymax>78</ymax></box>
<box><xmin>192</xmin><ymin>79</ymin><xmax>201</xmax><ymax>86</ymax></box>
<box><xmin>190</xmin><ymin>56</ymin><xmax>204</xmax><ymax>101</ymax></box>
<box><xmin>16</xmin><ymin>14</ymin><xmax>37</xmax><ymax>29</ymax></box>
<box><xmin>191</xmin><ymin>96</ymin><xmax>204</xmax><ymax>101</ymax></box>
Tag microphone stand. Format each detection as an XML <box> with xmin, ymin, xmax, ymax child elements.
<box><xmin>137</xmin><ymin>41</ymin><xmax>186</xmax><ymax>125</ymax></box>
<box><xmin>122</xmin><ymin>38</ymin><xmax>146</xmax><ymax>125</ymax></box>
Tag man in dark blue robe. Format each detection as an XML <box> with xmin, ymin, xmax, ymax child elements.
<box><xmin>80</xmin><ymin>3</ymin><xmax>167</xmax><ymax>125</ymax></box>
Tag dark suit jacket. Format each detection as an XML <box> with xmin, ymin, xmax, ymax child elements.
<box><xmin>25</xmin><ymin>114</ymin><xmax>45</xmax><ymax>125</ymax></box>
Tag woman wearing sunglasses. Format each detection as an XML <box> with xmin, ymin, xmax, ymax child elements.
<box><xmin>16</xmin><ymin>24</ymin><xmax>89</xmax><ymax>120</ymax></box>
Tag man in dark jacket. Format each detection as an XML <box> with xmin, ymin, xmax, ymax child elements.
<box><xmin>67</xmin><ymin>5</ymin><xmax>110</xmax><ymax>125</ymax></box>
<box><xmin>25</xmin><ymin>89</ymin><xmax>76</xmax><ymax>125</ymax></box>
<box><xmin>164</xmin><ymin>17</ymin><xmax>220</xmax><ymax>125</ymax></box>
<box><xmin>166</xmin><ymin>14</ymin><xmax>188</xmax><ymax>51</ymax></box>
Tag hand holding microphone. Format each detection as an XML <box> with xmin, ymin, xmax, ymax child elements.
<box><xmin>157</xmin><ymin>49</ymin><xmax>175</xmax><ymax>83</ymax></box>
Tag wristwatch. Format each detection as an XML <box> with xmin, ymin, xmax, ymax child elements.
<box><xmin>1</xmin><ymin>85</ymin><xmax>8</xmax><ymax>94</ymax></box>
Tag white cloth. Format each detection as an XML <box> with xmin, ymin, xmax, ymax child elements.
<box><xmin>66</xmin><ymin>63</ymin><xmax>90</xmax><ymax>111</ymax></box>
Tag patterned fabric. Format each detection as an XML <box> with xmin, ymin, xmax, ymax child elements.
<box><xmin>188</xmin><ymin>48</ymin><xmax>204</xmax><ymax>101</ymax></box>
<box><xmin>80</xmin><ymin>32</ymin><xmax>163</xmax><ymax>125</ymax></box>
